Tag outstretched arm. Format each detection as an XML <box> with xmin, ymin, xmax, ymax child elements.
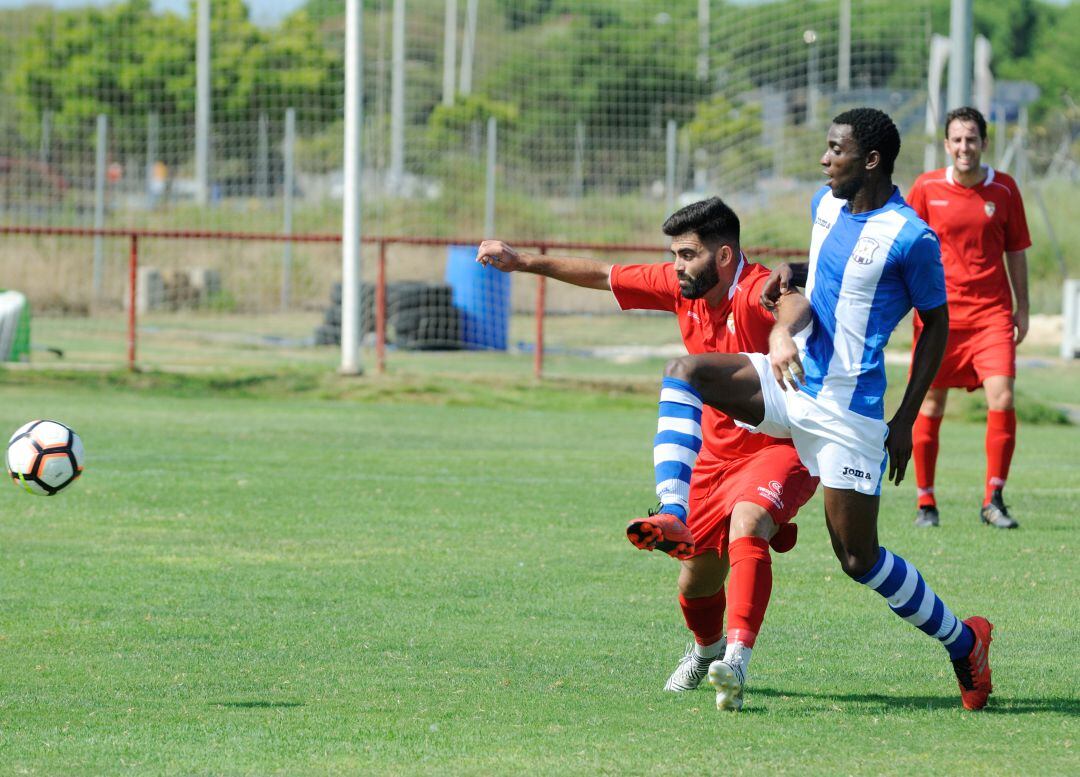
<box><xmin>476</xmin><ymin>240</ymin><xmax>612</xmax><ymax>290</ymax></box>
<box><xmin>886</xmin><ymin>302</ymin><xmax>949</xmax><ymax>486</ymax></box>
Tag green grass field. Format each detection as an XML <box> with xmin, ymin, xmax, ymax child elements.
<box><xmin>0</xmin><ymin>368</ymin><xmax>1077</xmax><ymax>775</ymax></box>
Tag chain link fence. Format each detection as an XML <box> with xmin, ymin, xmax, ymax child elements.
<box><xmin>0</xmin><ymin>0</ymin><xmax>1074</xmax><ymax>374</ymax></box>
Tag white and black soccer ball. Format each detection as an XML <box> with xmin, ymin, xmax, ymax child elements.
<box><xmin>6</xmin><ymin>420</ymin><xmax>85</xmax><ymax>496</ymax></box>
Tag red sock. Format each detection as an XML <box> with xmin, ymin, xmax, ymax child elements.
<box><xmin>678</xmin><ymin>589</ymin><xmax>726</xmax><ymax>646</ymax></box>
<box><xmin>725</xmin><ymin>536</ymin><xmax>771</xmax><ymax>648</ymax></box>
<box><xmin>985</xmin><ymin>409</ymin><xmax>1017</xmax><ymax>504</ymax></box>
<box><xmin>913</xmin><ymin>413</ymin><xmax>942</xmax><ymax>508</ymax></box>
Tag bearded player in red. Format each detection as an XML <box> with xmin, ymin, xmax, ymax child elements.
<box><xmin>477</xmin><ymin>197</ymin><xmax>818</xmax><ymax>711</ymax></box>
<box><xmin>907</xmin><ymin>107</ymin><xmax>1031</xmax><ymax>529</ymax></box>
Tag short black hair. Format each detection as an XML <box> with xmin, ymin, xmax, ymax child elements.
<box><xmin>831</xmin><ymin>107</ymin><xmax>901</xmax><ymax>177</ymax></box>
<box><xmin>945</xmin><ymin>106</ymin><xmax>988</xmax><ymax>139</ymax></box>
<box><xmin>661</xmin><ymin>197</ymin><xmax>740</xmax><ymax>245</ymax></box>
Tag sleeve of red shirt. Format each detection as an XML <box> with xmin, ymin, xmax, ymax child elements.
<box><xmin>906</xmin><ymin>176</ymin><xmax>928</xmax><ymax>221</ymax></box>
<box><xmin>740</xmin><ymin>268</ymin><xmax>776</xmax><ymax>329</ymax></box>
<box><xmin>1004</xmin><ymin>176</ymin><xmax>1032</xmax><ymax>252</ymax></box>
<box><xmin>609</xmin><ymin>263</ymin><xmax>678</xmax><ymax>312</ymax></box>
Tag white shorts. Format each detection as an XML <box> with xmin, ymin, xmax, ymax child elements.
<box><xmin>736</xmin><ymin>352</ymin><xmax>889</xmax><ymax>496</ymax></box>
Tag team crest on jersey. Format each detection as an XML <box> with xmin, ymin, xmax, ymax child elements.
<box><xmin>984</xmin><ymin>201</ymin><xmax>996</xmax><ymax>218</ymax></box>
<box><xmin>850</xmin><ymin>236</ymin><xmax>880</xmax><ymax>265</ymax></box>
<box><xmin>727</xmin><ymin>314</ymin><xmax>736</xmax><ymax>334</ymax></box>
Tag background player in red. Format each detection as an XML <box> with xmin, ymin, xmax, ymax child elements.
<box><xmin>476</xmin><ymin>198</ymin><xmax>818</xmax><ymax>711</ymax></box>
<box><xmin>907</xmin><ymin>106</ymin><xmax>1031</xmax><ymax>529</ymax></box>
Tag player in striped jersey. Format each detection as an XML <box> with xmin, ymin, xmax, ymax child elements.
<box><xmin>655</xmin><ymin>108</ymin><xmax>995</xmax><ymax>710</ymax></box>
<box><xmin>476</xmin><ymin>197</ymin><xmax>818</xmax><ymax>710</ymax></box>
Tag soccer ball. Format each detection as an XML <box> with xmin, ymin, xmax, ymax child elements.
<box><xmin>6</xmin><ymin>420</ymin><xmax>85</xmax><ymax>496</ymax></box>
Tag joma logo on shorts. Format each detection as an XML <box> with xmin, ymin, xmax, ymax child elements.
<box><xmin>842</xmin><ymin>466</ymin><xmax>872</xmax><ymax>480</ymax></box>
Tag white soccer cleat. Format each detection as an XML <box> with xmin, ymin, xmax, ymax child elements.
<box><xmin>663</xmin><ymin>641</ymin><xmax>725</xmax><ymax>692</ymax></box>
<box><xmin>708</xmin><ymin>659</ymin><xmax>746</xmax><ymax>711</ymax></box>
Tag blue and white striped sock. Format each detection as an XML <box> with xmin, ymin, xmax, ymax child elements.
<box><xmin>653</xmin><ymin>377</ymin><xmax>703</xmax><ymax>523</ymax></box>
<box><xmin>856</xmin><ymin>547</ymin><xmax>975</xmax><ymax>660</ymax></box>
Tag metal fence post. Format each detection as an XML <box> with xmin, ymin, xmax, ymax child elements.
<box><xmin>665</xmin><ymin>119</ymin><xmax>677</xmax><ymax>214</ymax></box>
<box><xmin>282</xmin><ymin>107</ymin><xmax>296</xmax><ymax>311</ymax></box>
<box><xmin>377</xmin><ymin>240</ymin><xmax>387</xmax><ymax>374</ymax></box>
<box><xmin>534</xmin><ymin>245</ymin><xmax>547</xmax><ymax>380</ymax></box>
<box><xmin>127</xmin><ymin>233</ymin><xmax>138</xmax><ymax>371</ymax></box>
<box><xmin>93</xmin><ymin>114</ymin><xmax>107</xmax><ymax>302</ymax></box>
<box><xmin>484</xmin><ymin>117</ymin><xmax>497</xmax><ymax>236</ymax></box>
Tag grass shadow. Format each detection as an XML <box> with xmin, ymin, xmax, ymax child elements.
<box><xmin>752</xmin><ymin>686</ymin><xmax>1080</xmax><ymax>715</ymax></box>
<box><xmin>210</xmin><ymin>700</ymin><xmax>305</xmax><ymax>709</ymax></box>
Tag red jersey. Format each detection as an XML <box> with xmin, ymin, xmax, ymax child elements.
<box><xmin>907</xmin><ymin>166</ymin><xmax>1031</xmax><ymax>328</ymax></box>
<box><xmin>610</xmin><ymin>258</ymin><xmax>781</xmax><ymax>462</ymax></box>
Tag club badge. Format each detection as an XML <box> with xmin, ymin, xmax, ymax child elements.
<box><xmin>851</xmin><ymin>236</ymin><xmax>880</xmax><ymax>265</ymax></box>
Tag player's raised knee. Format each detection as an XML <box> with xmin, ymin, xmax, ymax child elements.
<box><xmin>664</xmin><ymin>355</ymin><xmax>698</xmax><ymax>385</ymax></box>
<box><xmin>836</xmin><ymin>548</ymin><xmax>876</xmax><ymax>579</ymax></box>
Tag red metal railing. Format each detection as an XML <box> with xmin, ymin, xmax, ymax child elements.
<box><xmin>0</xmin><ymin>225</ymin><xmax>804</xmax><ymax>376</ymax></box>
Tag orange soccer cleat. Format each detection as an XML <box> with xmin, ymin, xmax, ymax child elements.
<box><xmin>626</xmin><ymin>510</ymin><xmax>695</xmax><ymax>560</ymax></box>
<box><xmin>951</xmin><ymin>616</ymin><xmax>994</xmax><ymax>710</ymax></box>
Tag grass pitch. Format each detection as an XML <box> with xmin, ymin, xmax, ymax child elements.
<box><xmin>0</xmin><ymin>371</ymin><xmax>1077</xmax><ymax>775</ymax></box>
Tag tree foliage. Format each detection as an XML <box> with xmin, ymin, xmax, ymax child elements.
<box><xmin>475</xmin><ymin>4</ymin><xmax>703</xmax><ymax>193</ymax></box>
<box><xmin>11</xmin><ymin>0</ymin><xmax>341</xmax><ymax>170</ymax></box>
<box><xmin>685</xmin><ymin>95</ymin><xmax>772</xmax><ymax>190</ymax></box>
<box><xmin>982</xmin><ymin>0</ymin><xmax>1080</xmax><ymax>119</ymax></box>
<box><xmin>4</xmin><ymin>0</ymin><xmax>1076</xmax><ymax>190</ymax></box>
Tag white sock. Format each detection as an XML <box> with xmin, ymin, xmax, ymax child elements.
<box><xmin>723</xmin><ymin>640</ymin><xmax>752</xmax><ymax>671</ymax></box>
<box><xmin>694</xmin><ymin>637</ymin><xmax>726</xmax><ymax>660</ymax></box>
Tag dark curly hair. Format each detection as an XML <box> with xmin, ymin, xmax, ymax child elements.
<box><xmin>832</xmin><ymin>107</ymin><xmax>901</xmax><ymax>177</ymax></box>
<box><xmin>661</xmin><ymin>197</ymin><xmax>740</xmax><ymax>245</ymax></box>
<box><xmin>945</xmin><ymin>106</ymin><xmax>988</xmax><ymax>139</ymax></box>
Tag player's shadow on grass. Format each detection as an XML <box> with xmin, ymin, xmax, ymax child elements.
<box><xmin>210</xmin><ymin>701</ymin><xmax>305</xmax><ymax>709</ymax></box>
<box><xmin>752</xmin><ymin>686</ymin><xmax>1080</xmax><ymax>715</ymax></box>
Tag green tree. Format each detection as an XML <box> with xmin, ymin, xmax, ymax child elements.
<box><xmin>685</xmin><ymin>95</ymin><xmax>771</xmax><ymax>191</ymax></box>
<box><xmin>479</xmin><ymin>4</ymin><xmax>702</xmax><ymax>193</ymax></box>
<box><xmin>11</xmin><ymin>0</ymin><xmax>341</xmax><ymax>178</ymax></box>
<box><xmin>992</xmin><ymin>1</ymin><xmax>1080</xmax><ymax>119</ymax></box>
<box><xmin>13</xmin><ymin>0</ymin><xmax>193</xmax><ymax>165</ymax></box>
<box><xmin>930</xmin><ymin>0</ymin><xmax>1047</xmax><ymax>63</ymax></box>
<box><xmin>427</xmin><ymin>94</ymin><xmax>518</xmax><ymax>148</ymax></box>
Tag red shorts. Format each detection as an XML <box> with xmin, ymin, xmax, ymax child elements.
<box><xmin>687</xmin><ymin>444</ymin><xmax>819</xmax><ymax>555</ymax></box>
<box><xmin>914</xmin><ymin>319</ymin><xmax>1016</xmax><ymax>392</ymax></box>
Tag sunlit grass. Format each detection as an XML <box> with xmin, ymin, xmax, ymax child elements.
<box><xmin>0</xmin><ymin>377</ymin><xmax>1075</xmax><ymax>774</ymax></box>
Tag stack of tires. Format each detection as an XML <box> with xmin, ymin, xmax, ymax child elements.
<box><xmin>387</xmin><ymin>282</ymin><xmax>462</xmax><ymax>350</ymax></box>
<box><xmin>314</xmin><ymin>283</ymin><xmax>373</xmax><ymax>345</ymax></box>
<box><xmin>315</xmin><ymin>282</ymin><xmax>462</xmax><ymax>350</ymax></box>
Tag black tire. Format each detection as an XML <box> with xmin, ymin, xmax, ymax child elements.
<box><xmin>391</xmin><ymin>308</ymin><xmax>422</xmax><ymax>342</ymax></box>
<box><xmin>396</xmin><ymin>308</ymin><xmax>462</xmax><ymax>350</ymax></box>
<box><xmin>313</xmin><ymin>324</ymin><xmax>339</xmax><ymax>346</ymax></box>
<box><xmin>325</xmin><ymin>284</ymin><xmax>376</xmax><ymax>333</ymax></box>
<box><xmin>385</xmin><ymin>282</ymin><xmax>427</xmax><ymax>317</ymax></box>
<box><xmin>391</xmin><ymin>284</ymin><xmax>454</xmax><ymax>314</ymax></box>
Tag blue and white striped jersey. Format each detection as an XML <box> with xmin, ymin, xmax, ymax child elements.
<box><xmin>797</xmin><ymin>185</ymin><xmax>946</xmax><ymax>420</ymax></box>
